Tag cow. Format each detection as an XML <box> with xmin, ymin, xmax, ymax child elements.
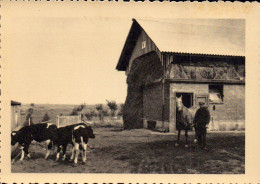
<box><xmin>51</xmin><ymin>122</ymin><xmax>95</xmax><ymax>165</ymax></box>
<box><xmin>11</xmin><ymin>123</ymin><xmax>57</xmax><ymax>161</ymax></box>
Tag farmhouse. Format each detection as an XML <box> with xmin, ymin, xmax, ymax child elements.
<box><xmin>11</xmin><ymin>100</ymin><xmax>22</xmax><ymax>130</ymax></box>
<box><xmin>116</xmin><ymin>19</ymin><xmax>245</xmax><ymax>132</ymax></box>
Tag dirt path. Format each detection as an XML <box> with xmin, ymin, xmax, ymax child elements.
<box><xmin>12</xmin><ymin>128</ymin><xmax>245</xmax><ymax>173</ymax></box>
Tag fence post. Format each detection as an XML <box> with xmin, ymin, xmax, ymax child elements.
<box><xmin>57</xmin><ymin>115</ymin><xmax>60</xmax><ymax>128</ymax></box>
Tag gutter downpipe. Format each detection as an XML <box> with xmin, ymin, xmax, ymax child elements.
<box><xmin>162</xmin><ymin>53</ymin><xmax>165</xmax><ymax>129</ymax></box>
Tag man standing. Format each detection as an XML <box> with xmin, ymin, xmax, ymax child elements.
<box><xmin>193</xmin><ymin>101</ymin><xmax>211</xmax><ymax>149</ymax></box>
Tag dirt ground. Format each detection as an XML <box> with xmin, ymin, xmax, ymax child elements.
<box><xmin>12</xmin><ymin>128</ymin><xmax>245</xmax><ymax>174</ymax></box>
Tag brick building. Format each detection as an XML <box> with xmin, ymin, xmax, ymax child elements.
<box><xmin>116</xmin><ymin>19</ymin><xmax>245</xmax><ymax>132</ymax></box>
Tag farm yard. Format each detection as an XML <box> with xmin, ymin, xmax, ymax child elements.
<box><xmin>12</xmin><ymin>122</ymin><xmax>245</xmax><ymax>174</ymax></box>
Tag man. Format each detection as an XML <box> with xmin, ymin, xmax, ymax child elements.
<box><xmin>193</xmin><ymin>101</ymin><xmax>211</xmax><ymax>149</ymax></box>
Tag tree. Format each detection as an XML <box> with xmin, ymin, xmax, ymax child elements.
<box><xmin>42</xmin><ymin>113</ymin><xmax>50</xmax><ymax>122</ymax></box>
<box><xmin>71</xmin><ymin>107</ymin><xmax>78</xmax><ymax>115</ymax></box>
<box><xmin>71</xmin><ymin>103</ymin><xmax>86</xmax><ymax>115</ymax></box>
<box><xmin>96</xmin><ymin>104</ymin><xmax>103</xmax><ymax>120</ymax></box>
<box><xmin>77</xmin><ymin>103</ymin><xmax>86</xmax><ymax>112</ymax></box>
<box><xmin>106</xmin><ymin>100</ymin><xmax>118</xmax><ymax>118</ymax></box>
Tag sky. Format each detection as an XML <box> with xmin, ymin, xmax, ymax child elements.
<box><xmin>4</xmin><ymin>3</ymin><xmax>245</xmax><ymax>105</ymax></box>
<box><xmin>7</xmin><ymin>17</ymin><xmax>132</xmax><ymax>105</ymax></box>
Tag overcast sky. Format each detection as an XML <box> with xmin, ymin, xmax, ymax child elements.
<box><xmin>7</xmin><ymin>17</ymin><xmax>132</xmax><ymax>105</ymax></box>
<box><xmin>5</xmin><ymin>3</ymin><xmax>245</xmax><ymax>105</ymax></box>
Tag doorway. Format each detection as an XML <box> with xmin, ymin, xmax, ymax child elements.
<box><xmin>176</xmin><ymin>92</ymin><xmax>194</xmax><ymax>108</ymax></box>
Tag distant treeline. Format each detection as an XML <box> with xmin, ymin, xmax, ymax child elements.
<box><xmin>21</xmin><ymin>100</ymin><xmax>124</xmax><ymax>124</ymax></box>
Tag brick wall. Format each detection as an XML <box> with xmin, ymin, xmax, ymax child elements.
<box><xmin>169</xmin><ymin>83</ymin><xmax>245</xmax><ymax>126</ymax></box>
<box><xmin>143</xmin><ymin>82</ymin><xmax>245</xmax><ymax>132</ymax></box>
<box><xmin>209</xmin><ymin>85</ymin><xmax>245</xmax><ymax>122</ymax></box>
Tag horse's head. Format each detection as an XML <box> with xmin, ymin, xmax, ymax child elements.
<box><xmin>176</xmin><ymin>95</ymin><xmax>183</xmax><ymax>112</ymax></box>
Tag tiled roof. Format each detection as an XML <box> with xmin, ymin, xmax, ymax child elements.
<box><xmin>116</xmin><ymin>18</ymin><xmax>245</xmax><ymax>71</ymax></box>
<box><xmin>136</xmin><ymin>18</ymin><xmax>245</xmax><ymax>57</ymax></box>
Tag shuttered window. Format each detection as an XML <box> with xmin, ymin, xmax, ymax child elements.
<box><xmin>209</xmin><ymin>85</ymin><xmax>223</xmax><ymax>104</ymax></box>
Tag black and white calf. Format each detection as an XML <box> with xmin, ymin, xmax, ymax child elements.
<box><xmin>52</xmin><ymin>123</ymin><xmax>95</xmax><ymax>165</ymax></box>
<box><xmin>11</xmin><ymin>123</ymin><xmax>57</xmax><ymax>161</ymax></box>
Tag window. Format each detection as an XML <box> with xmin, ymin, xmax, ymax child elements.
<box><xmin>142</xmin><ymin>41</ymin><xmax>146</xmax><ymax>49</ymax></box>
<box><xmin>195</xmin><ymin>94</ymin><xmax>209</xmax><ymax>105</ymax></box>
<box><xmin>209</xmin><ymin>85</ymin><xmax>223</xmax><ymax>104</ymax></box>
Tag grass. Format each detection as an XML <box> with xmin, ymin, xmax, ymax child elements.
<box><xmin>11</xmin><ymin>127</ymin><xmax>244</xmax><ymax>174</ymax></box>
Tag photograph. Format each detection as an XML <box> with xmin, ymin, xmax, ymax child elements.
<box><xmin>9</xmin><ymin>15</ymin><xmax>245</xmax><ymax>174</ymax></box>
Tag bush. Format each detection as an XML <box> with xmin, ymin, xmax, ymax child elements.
<box><xmin>42</xmin><ymin>113</ymin><xmax>50</xmax><ymax>122</ymax></box>
<box><xmin>85</xmin><ymin>110</ymin><xmax>97</xmax><ymax>120</ymax></box>
<box><xmin>102</xmin><ymin>109</ymin><xmax>109</xmax><ymax>117</ymax></box>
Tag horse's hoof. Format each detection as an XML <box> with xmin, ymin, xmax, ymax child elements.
<box><xmin>175</xmin><ymin>143</ymin><xmax>179</xmax><ymax>147</ymax></box>
<box><xmin>82</xmin><ymin>161</ymin><xmax>86</xmax><ymax>165</ymax></box>
<box><xmin>72</xmin><ymin>163</ymin><xmax>77</xmax><ymax>167</ymax></box>
<box><xmin>18</xmin><ymin>160</ymin><xmax>24</xmax><ymax>164</ymax></box>
<box><xmin>185</xmin><ymin>145</ymin><xmax>189</xmax><ymax>148</ymax></box>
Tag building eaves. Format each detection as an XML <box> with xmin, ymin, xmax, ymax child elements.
<box><xmin>11</xmin><ymin>100</ymin><xmax>21</xmax><ymax>106</ymax></box>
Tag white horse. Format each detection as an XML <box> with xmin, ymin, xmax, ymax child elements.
<box><xmin>175</xmin><ymin>96</ymin><xmax>197</xmax><ymax>147</ymax></box>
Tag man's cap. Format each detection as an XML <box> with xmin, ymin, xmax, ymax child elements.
<box><xmin>199</xmin><ymin>102</ymin><xmax>205</xmax><ymax>105</ymax></box>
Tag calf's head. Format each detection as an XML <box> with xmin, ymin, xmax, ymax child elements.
<box><xmin>11</xmin><ymin>131</ymin><xmax>18</xmax><ymax>145</ymax></box>
<box><xmin>86</xmin><ymin>126</ymin><xmax>95</xmax><ymax>139</ymax></box>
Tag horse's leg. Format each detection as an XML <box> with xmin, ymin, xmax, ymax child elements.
<box><xmin>185</xmin><ymin>129</ymin><xmax>189</xmax><ymax>148</ymax></box>
<box><xmin>175</xmin><ymin>129</ymin><xmax>181</xmax><ymax>146</ymax></box>
<box><xmin>194</xmin><ymin>127</ymin><xmax>198</xmax><ymax>143</ymax></box>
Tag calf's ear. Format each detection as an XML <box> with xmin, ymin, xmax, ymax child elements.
<box><xmin>11</xmin><ymin>131</ymin><xmax>17</xmax><ymax>136</ymax></box>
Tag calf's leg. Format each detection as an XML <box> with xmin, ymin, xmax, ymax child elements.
<box><xmin>20</xmin><ymin>146</ymin><xmax>25</xmax><ymax>161</ymax></box>
<box><xmin>74</xmin><ymin>143</ymin><xmax>80</xmax><ymax>165</ymax></box>
<box><xmin>55</xmin><ymin>145</ymin><xmax>62</xmax><ymax>161</ymax></box>
<box><xmin>70</xmin><ymin>147</ymin><xmax>75</xmax><ymax>162</ymax></box>
<box><xmin>82</xmin><ymin>143</ymin><xmax>87</xmax><ymax>164</ymax></box>
<box><xmin>45</xmin><ymin>139</ymin><xmax>52</xmax><ymax>160</ymax></box>
<box><xmin>62</xmin><ymin>144</ymin><xmax>67</xmax><ymax>161</ymax></box>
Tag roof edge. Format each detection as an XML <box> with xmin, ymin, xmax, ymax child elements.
<box><xmin>162</xmin><ymin>51</ymin><xmax>245</xmax><ymax>58</ymax></box>
<box><xmin>116</xmin><ymin>19</ymin><xmax>141</xmax><ymax>71</ymax></box>
<box><xmin>11</xmin><ymin>100</ymin><xmax>21</xmax><ymax>106</ymax></box>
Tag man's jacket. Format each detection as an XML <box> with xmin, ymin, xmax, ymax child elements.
<box><xmin>193</xmin><ymin>106</ymin><xmax>211</xmax><ymax>128</ymax></box>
